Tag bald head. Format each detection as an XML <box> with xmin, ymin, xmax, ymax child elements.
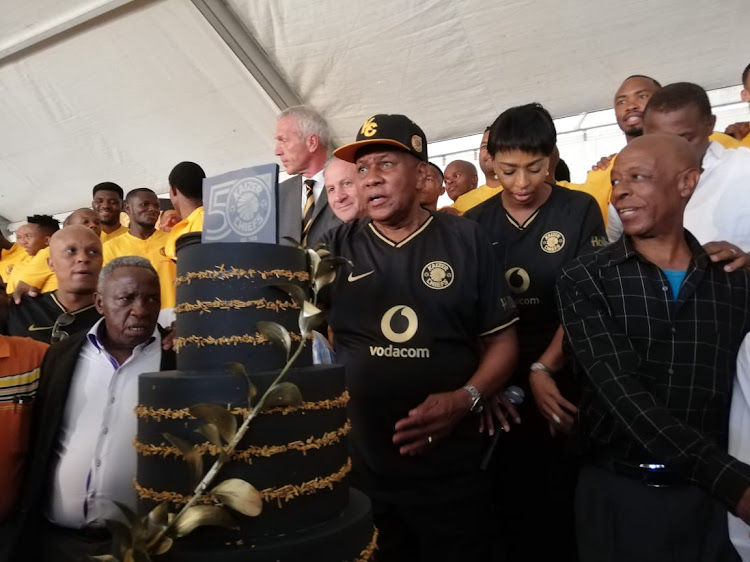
<box><xmin>64</xmin><ymin>208</ymin><xmax>102</xmax><ymax>237</ymax></box>
<box><xmin>611</xmin><ymin>134</ymin><xmax>701</xmax><ymax>239</ymax></box>
<box><xmin>48</xmin><ymin>225</ymin><xmax>103</xmax><ymax>295</ymax></box>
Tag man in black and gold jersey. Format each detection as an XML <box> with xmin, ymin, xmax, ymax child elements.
<box><xmin>324</xmin><ymin>114</ymin><xmax>519</xmax><ymax>561</ymax></box>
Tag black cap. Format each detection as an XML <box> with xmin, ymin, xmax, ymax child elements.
<box><xmin>334</xmin><ymin>114</ymin><xmax>428</xmax><ymax>163</ymax></box>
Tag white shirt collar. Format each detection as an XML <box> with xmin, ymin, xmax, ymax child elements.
<box><xmin>86</xmin><ymin>317</ymin><xmax>159</xmax><ymax>367</ymax></box>
<box><xmin>701</xmin><ymin>140</ymin><xmax>724</xmax><ymax>172</ymax></box>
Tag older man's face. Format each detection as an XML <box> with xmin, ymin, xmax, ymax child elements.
<box><xmin>274</xmin><ymin>116</ymin><xmax>311</xmax><ymax>176</ymax></box>
<box><xmin>356</xmin><ymin>149</ymin><xmax>424</xmax><ymax>226</ymax></box>
<box><xmin>95</xmin><ymin>266</ymin><xmax>161</xmax><ymax>350</ymax></box>
<box><xmin>48</xmin><ymin>226</ymin><xmax>102</xmax><ymax>295</ymax></box>
<box><xmin>325</xmin><ymin>159</ymin><xmax>364</xmax><ymax>223</ymax></box>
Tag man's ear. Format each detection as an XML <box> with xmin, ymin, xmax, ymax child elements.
<box><xmin>415</xmin><ymin>161</ymin><xmax>427</xmax><ymax>192</ymax></box>
<box><xmin>47</xmin><ymin>255</ymin><xmax>55</xmax><ymax>273</ymax></box>
<box><xmin>741</xmin><ymin>89</ymin><xmax>750</xmax><ymax>103</ymax></box>
<box><xmin>123</xmin><ymin>202</ymin><xmax>132</xmax><ymax>216</ymax></box>
<box><xmin>307</xmin><ymin>134</ymin><xmax>320</xmax><ymax>153</ymax></box>
<box><xmin>678</xmin><ymin>168</ymin><xmax>701</xmax><ymax>200</ymax></box>
<box><xmin>94</xmin><ymin>291</ymin><xmax>104</xmax><ymax>315</ymax></box>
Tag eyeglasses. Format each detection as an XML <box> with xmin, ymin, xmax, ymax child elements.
<box><xmin>51</xmin><ymin>312</ymin><xmax>76</xmax><ymax>344</ymax></box>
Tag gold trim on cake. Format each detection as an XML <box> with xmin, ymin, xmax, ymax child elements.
<box><xmin>134</xmin><ymin>459</ymin><xmax>352</xmax><ymax>508</ymax></box>
<box><xmin>135</xmin><ymin>391</ymin><xmax>350</xmax><ymax>421</ymax></box>
<box><xmin>174</xmin><ymin>297</ymin><xmax>299</xmax><ymax>315</ymax></box>
<box><xmin>173</xmin><ymin>332</ymin><xmax>304</xmax><ymax>352</ymax></box>
<box><xmin>134</xmin><ymin>421</ymin><xmax>351</xmax><ymax>461</ymax></box>
<box><xmin>356</xmin><ymin>527</ymin><xmax>379</xmax><ymax>562</ymax></box>
<box><xmin>175</xmin><ymin>265</ymin><xmax>309</xmax><ymax>287</ymax></box>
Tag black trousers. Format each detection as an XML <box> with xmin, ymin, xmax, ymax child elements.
<box><xmin>488</xmin><ymin>403</ymin><xmax>579</xmax><ymax>562</ymax></box>
<box><xmin>372</xmin><ymin>494</ymin><xmax>494</xmax><ymax>562</ymax></box>
<box><xmin>576</xmin><ymin>463</ymin><xmax>741</xmax><ymax>562</ymax></box>
<box><xmin>35</xmin><ymin>519</ymin><xmax>112</xmax><ymax>562</ymax></box>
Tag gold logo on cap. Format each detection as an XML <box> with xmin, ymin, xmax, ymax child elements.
<box><xmin>411</xmin><ymin>135</ymin><xmax>423</xmax><ymax>153</ymax></box>
<box><xmin>541</xmin><ymin>231</ymin><xmax>565</xmax><ymax>253</ymax></box>
<box><xmin>360</xmin><ymin>118</ymin><xmax>378</xmax><ymax>138</ymax></box>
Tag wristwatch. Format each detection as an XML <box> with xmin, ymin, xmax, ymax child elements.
<box><xmin>530</xmin><ymin>362</ymin><xmax>554</xmax><ymax>375</ymax></box>
<box><xmin>462</xmin><ymin>385</ymin><xmax>484</xmax><ymax>413</ymax></box>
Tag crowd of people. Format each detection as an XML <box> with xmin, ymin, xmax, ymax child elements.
<box><xmin>0</xmin><ymin>64</ymin><xmax>750</xmax><ymax>561</ymax></box>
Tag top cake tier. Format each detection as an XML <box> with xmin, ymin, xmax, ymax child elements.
<box><xmin>174</xmin><ymin>234</ymin><xmax>313</xmax><ymax>372</ymax></box>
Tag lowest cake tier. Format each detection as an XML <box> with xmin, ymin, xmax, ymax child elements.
<box><xmin>158</xmin><ymin>489</ymin><xmax>376</xmax><ymax>562</ymax></box>
<box><xmin>136</xmin><ymin>365</ymin><xmax>349</xmax><ymax>540</ymax></box>
<box><xmin>174</xmin><ymin>236</ymin><xmax>313</xmax><ymax>373</ymax></box>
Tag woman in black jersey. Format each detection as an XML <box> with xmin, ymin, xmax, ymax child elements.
<box><xmin>465</xmin><ymin>103</ymin><xmax>605</xmax><ymax>562</ymax></box>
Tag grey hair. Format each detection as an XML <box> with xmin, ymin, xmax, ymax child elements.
<box><xmin>279</xmin><ymin>105</ymin><xmax>330</xmax><ymax>148</ymax></box>
<box><xmin>98</xmin><ymin>256</ymin><xmax>158</xmax><ymax>291</ymax></box>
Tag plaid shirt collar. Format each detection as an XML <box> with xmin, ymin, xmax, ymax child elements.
<box><xmin>604</xmin><ymin>229</ymin><xmax>710</xmax><ymax>270</ymax></box>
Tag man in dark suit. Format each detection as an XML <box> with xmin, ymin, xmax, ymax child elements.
<box><xmin>274</xmin><ymin>105</ymin><xmax>341</xmax><ymax>246</ymax></box>
<box><xmin>2</xmin><ymin>256</ymin><xmax>175</xmax><ymax>562</ymax></box>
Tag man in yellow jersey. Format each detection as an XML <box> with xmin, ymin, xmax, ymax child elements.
<box><xmin>93</xmin><ymin>183</ymin><xmax>128</xmax><ymax>242</ymax></box>
<box><xmin>561</xmin><ymin>75</ymin><xmax>743</xmax><ymax>229</ymax></box>
<box><xmin>103</xmin><ymin>188</ymin><xmax>177</xmax><ymax>309</ymax></box>
<box><xmin>164</xmin><ymin>161</ymin><xmax>205</xmax><ymax>260</ymax></box>
<box><xmin>449</xmin><ymin>128</ymin><xmax>504</xmax><ymax>214</ymax></box>
<box><xmin>6</xmin><ymin>216</ymin><xmax>59</xmax><ymax>297</ymax></box>
<box><xmin>0</xmin><ymin>230</ymin><xmax>29</xmax><ymax>287</ymax></box>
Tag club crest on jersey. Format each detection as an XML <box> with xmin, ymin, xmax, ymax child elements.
<box><xmin>421</xmin><ymin>261</ymin><xmax>454</xmax><ymax>290</ymax></box>
<box><xmin>541</xmin><ymin>231</ymin><xmax>565</xmax><ymax>253</ymax></box>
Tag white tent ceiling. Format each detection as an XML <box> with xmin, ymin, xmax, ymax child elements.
<box><xmin>1</xmin><ymin>0</ymin><xmax>749</xmax><ymax>224</ymax></box>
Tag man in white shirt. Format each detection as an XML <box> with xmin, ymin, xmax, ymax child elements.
<box><xmin>3</xmin><ymin>256</ymin><xmax>174</xmax><ymax>561</ymax></box>
<box><xmin>608</xmin><ymin>82</ymin><xmax>750</xmax><ymax>252</ymax></box>
<box><xmin>275</xmin><ymin>105</ymin><xmax>341</xmax><ymax>247</ymax></box>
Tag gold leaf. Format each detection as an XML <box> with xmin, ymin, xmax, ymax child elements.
<box><xmin>140</xmin><ymin>501</ymin><xmax>170</xmax><ymax>546</ymax></box>
<box><xmin>89</xmin><ymin>555</ymin><xmax>120</xmax><ymax>561</ymax></box>
<box><xmin>163</xmin><ymin>433</ymin><xmax>204</xmax><ymax>489</ymax></box>
<box><xmin>256</xmin><ymin>321</ymin><xmax>291</xmax><ymax>359</ymax></box>
<box><xmin>225</xmin><ymin>362</ymin><xmax>247</xmax><ymax>378</ymax></box>
<box><xmin>210</xmin><ymin>478</ymin><xmax>263</xmax><ymax>517</ymax></box>
<box><xmin>153</xmin><ymin>537</ymin><xmax>173</xmax><ymax>555</ymax></box>
<box><xmin>281</xmin><ymin>236</ymin><xmax>303</xmax><ymax>248</ymax></box>
<box><xmin>197</xmin><ymin>422</ymin><xmax>223</xmax><ymax>449</ymax></box>
<box><xmin>269</xmin><ymin>282</ymin><xmax>308</xmax><ymax>308</ymax></box>
<box><xmin>174</xmin><ymin>505</ymin><xmax>237</xmax><ymax>538</ymax></box>
<box><xmin>263</xmin><ymin>382</ymin><xmax>303</xmax><ymax>410</ymax></box>
<box><xmin>189</xmin><ymin>404</ymin><xmax>237</xmax><ymax>444</ymax></box>
<box><xmin>314</xmin><ymin>256</ymin><xmax>352</xmax><ymax>293</ymax></box>
<box><xmin>299</xmin><ymin>301</ymin><xmax>325</xmax><ymax>338</ymax></box>
<box><xmin>306</xmin><ymin>248</ymin><xmax>321</xmax><ymax>279</ymax></box>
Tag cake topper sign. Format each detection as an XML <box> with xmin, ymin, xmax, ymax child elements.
<box><xmin>202</xmin><ymin>164</ymin><xmax>279</xmax><ymax>244</ymax></box>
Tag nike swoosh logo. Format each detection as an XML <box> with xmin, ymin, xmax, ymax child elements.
<box><xmin>27</xmin><ymin>324</ymin><xmax>52</xmax><ymax>332</ymax></box>
<box><xmin>347</xmin><ymin>271</ymin><xmax>374</xmax><ymax>282</ymax></box>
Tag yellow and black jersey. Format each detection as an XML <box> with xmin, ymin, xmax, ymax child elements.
<box><xmin>322</xmin><ymin>211</ymin><xmax>518</xmax><ymax>504</ymax></box>
<box><xmin>465</xmin><ymin>184</ymin><xmax>606</xmax><ymax>380</ymax></box>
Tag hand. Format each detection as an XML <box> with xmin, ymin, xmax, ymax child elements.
<box><xmin>162</xmin><ymin>321</ymin><xmax>176</xmax><ymax>351</ymax></box>
<box><xmin>529</xmin><ymin>370</ymin><xmax>577</xmax><ymax>435</ymax></box>
<box><xmin>12</xmin><ymin>281</ymin><xmax>38</xmax><ymax>305</ymax></box>
<box><xmin>591</xmin><ymin>153</ymin><xmax>617</xmax><ymax>172</ymax></box>
<box><xmin>703</xmin><ymin>241</ymin><xmax>749</xmax><ymax>272</ymax></box>
<box><xmin>736</xmin><ymin>486</ymin><xmax>750</xmax><ymax>526</ymax></box>
<box><xmin>392</xmin><ymin>390</ymin><xmax>471</xmax><ymax>456</ymax></box>
<box><xmin>439</xmin><ymin>207</ymin><xmax>461</xmax><ymax>216</ymax></box>
<box><xmin>479</xmin><ymin>391</ymin><xmax>521</xmax><ymax>435</ymax></box>
<box><xmin>725</xmin><ymin>122</ymin><xmax>750</xmax><ymax>141</ymax></box>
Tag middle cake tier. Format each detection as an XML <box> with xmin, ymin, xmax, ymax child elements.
<box><xmin>135</xmin><ymin>364</ymin><xmax>349</xmax><ymax>541</ymax></box>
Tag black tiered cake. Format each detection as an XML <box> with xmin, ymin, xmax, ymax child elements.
<box><xmin>134</xmin><ymin>235</ymin><xmax>376</xmax><ymax>561</ymax></box>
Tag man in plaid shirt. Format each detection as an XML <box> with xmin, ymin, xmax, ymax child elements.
<box><xmin>557</xmin><ymin>133</ymin><xmax>750</xmax><ymax>562</ymax></box>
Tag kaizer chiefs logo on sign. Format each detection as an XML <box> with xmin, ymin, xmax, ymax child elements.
<box><xmin>541</xmin><ymin>231</ymin><xmax>565</xmax><ymax>253</ymax></box>
<box><xmin>381</xmin><ymin>305</ymin><xmax>418</xmax><ymax>343</ymax></box>
<box><xmin>226</xmin><ymin>177</ymin><xmax>272</xmax><ymax>237</ymax></box>
<box><xmin>421</xmin><ymin>261</ymin><xmax>454</xmax><ymax>290</ymax></box>
<box><xmin>505</xmin><ymin>267</ymin><xmax>530</xmax><ymax>294</ymax></box>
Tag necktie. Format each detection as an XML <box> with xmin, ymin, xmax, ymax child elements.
<box><xmin>301</xmin><ymin>179</ymin><xmax>315</xmax><ymax>246</ymax></box>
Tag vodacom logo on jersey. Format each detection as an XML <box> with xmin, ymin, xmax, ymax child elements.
<box><xmin>370</xmin><ymin>305</ymin><xmax>430</xmax><ymax>359</ymax></box>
